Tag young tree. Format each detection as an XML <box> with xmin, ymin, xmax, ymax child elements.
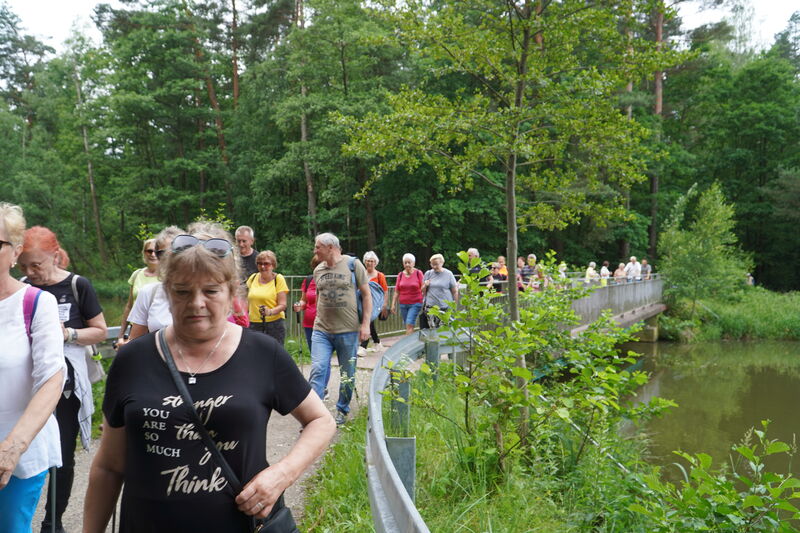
<box><xmin>343</xmin><ymin>0</ymin><xmax>672</xmax><ymax>322</ymax></box>
<box><xmin>658</xmin><ymin>182</ymin><xmax>752</xmax><ymax>318</ymax></box>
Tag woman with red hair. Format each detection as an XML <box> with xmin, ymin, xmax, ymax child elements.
<box><xmin>18</xmin><ymin>226</ymin><xmax>107</xmax><ymax>533</ymax></box>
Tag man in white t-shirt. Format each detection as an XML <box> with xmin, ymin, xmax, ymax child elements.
<box><xmin>624</xmin><ymin>256</ymin><xmax>642</xmax><ymax>282</ymax></box>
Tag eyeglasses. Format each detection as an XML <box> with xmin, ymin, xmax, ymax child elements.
<box><xmin>171</xmin><ymin>235</ymin><xmax>233</xmax><ymax>258</ymax></box>
<box><xmin>0</xmin><ymin>240</ymin><xmax>12</xmax><ymax>250</ymax></box>
<box><xmin>144</xmin><ymin>249</ymin><xmax>157</xmax><ymax>255</ymax></box>
<box><xmin>256</xmin><ymin>262</ymin><xmax>272</xmax><ymax>266</ymax></box>
<box><xmin>155</xmin><ymin>249</ymin><xmax>167</xmax><ymax>258</ymax></box>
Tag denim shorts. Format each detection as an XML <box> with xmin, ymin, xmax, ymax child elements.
<box><xmin>399</xmin><ymin>302</ymin><xmax>422</xmax><ymax>326</ymax></box>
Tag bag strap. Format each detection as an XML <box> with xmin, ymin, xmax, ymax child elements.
<box><xmin>246</xmin><ymin>272</ymin><xmax>258</xmax><ymax>289</ymax></box>
<box><xmin>23</xmin><ymin>285</ymin><xmax>43</xmax><ymax>343</ymax></box>
<box><xmin>71</xmin><ymin>273</ymin><xmax>80</xmax><ymax>306</ymax></box>
<box><xmin>156</xmin><ymin>329</ymin><xmax>286</xmax><ymax>524</ymax></box>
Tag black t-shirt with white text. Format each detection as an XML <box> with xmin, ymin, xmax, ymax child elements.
<box><xmin>26</xmin><ymin>272</ymin><xmax>103</xmax><ymax>328</ymax></box>
<box><xmin>104</xmin><ymin>328</ymin><xmax>310</xmax><ymax>533</ymax></box>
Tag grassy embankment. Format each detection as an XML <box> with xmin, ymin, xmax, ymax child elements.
<box><xmin>300</xmin><ymin>372</ymin><xmax>653</xmax><ymax>532</ymax></box>
<box><xmin>661</xmin><ymin>287</ymin><xmax>800</xmax><ymax>342</ymax></box>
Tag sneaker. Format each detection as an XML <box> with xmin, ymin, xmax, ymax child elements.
<box><xmin>335</xmin><ymin>412</ymin><xmax>347</xmax><ymax>427</ymax></box>
<box><xmin>357</xmin><ymin>347</ymin><xmax>368</xmax><ymax>357</ymax></box>
<box><xmin>374</xmin><ymin>342</ymin><xmax>383</xmax><ymax>351</ymax></box>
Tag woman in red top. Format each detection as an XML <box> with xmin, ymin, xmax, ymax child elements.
<box><xmin>359</xmin><ymin>251</ymin><xmax>388</xmax><ymax>354</ymax></box>
<box><xmin>390</xmin><ymin>253</ymin><xmax>424</xmax><ymax>335</ymax></box>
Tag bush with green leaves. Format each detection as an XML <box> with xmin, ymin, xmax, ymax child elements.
<box><xmin>419</xmin><ymin>253</ymin><xmax>674</xmax><ymax>480</ymax></box>
<box><xmin>632</xmin><ymin>421</ymin><xmax>800</xmax><ymax>532</ymax></box>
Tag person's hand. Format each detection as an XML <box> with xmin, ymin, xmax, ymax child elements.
<box><xmin>236</xmin><ymin>465</ymin><xmax>290</xmax><ymax>519</ymax></box>
<box><xmin>0</xmin><ymin>438</ymin><xmax>24</xmax><ymax>489</ymax></box>
<box><xmin>424</xmin><ymin>280</ymin><xmax>431</xmax><ymax>287</ymax></box>
<box><xmin>380</xmin><ymin>308</ymin><xmax>389</xmax><ymax>320</ymax></box>
<box><xmin>114</xmin><ymin>337</ymin><xmax>128</xmax><ymax>350</ymax></box>
<box><xmin>359</xmin><ymin>324</ymin><xmax>370</xmax><ymax>342</ymax></box>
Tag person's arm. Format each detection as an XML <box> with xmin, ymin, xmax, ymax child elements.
<box><xmin>0</xmin><ymin>370</ymin><xmax>63</xmax><ymax>489</ymax></box>
<box><xmin>117</xmin><ymin>285</ymin><xmax>135</xmax><ymax>345</ymax></box>
<box><xmin>269</xmin><ymin>290</ymin><xmax>287</xmax><ymax>316</ymax></box>
<box><xmin>450</xmin><ymin>275</ymin><xmax>459</xmax><ymax>304</ymax></box>
<box><xmin>70</xmin><ymin>313</ymin><xmax>108</xmax><ymax>346</ymax></box>
<box><xmin>128</xmin><ymin>323</ymin><xmax>148</xmax><ymax>341</ymax></box>
<box><xmin>390</xmin><ymin>278</ymin><xmax>399</xmax><ymax>313</ymax></box>
<box><xmin>235</xmin><ymin>391</ymin><xmax>335</xmax><ymax>518</ymax></box>
<box><xmin>358</xmin><ymin>281</ymin><xmax>372</xmax><ymax>342</ymax></box>
<box><xmin>83</xmin><ymin>419</ymin><xmax>126</xmax><ymax>533</ymax></box>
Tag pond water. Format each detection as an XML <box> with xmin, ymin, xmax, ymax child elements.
<box><xmin>628</xmin><ymin>341</ymin><xmax>800</xmax><ymax>477</ymax></box>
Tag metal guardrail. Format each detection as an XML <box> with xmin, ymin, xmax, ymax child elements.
<box><xmin>366</xmin><ymin>333</ymin><xmax>429</xmax><ymax>533</ymax></box>
<box><xmin>365</xmin><ymin>278</ymin><xmax>665</xmax><ymax>532</ymax></box>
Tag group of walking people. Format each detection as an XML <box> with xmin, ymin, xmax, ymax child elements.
<box><xmin>1</xmin><ymin>208</ymin><xmax>336</xmax><ymax>533</ymax></box>
<box><xmin>6</xmin><ymin>205</ymin><xmax>649</xmax><ymax>532</ymax></box>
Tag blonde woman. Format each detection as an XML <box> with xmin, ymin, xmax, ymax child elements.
<box><xmin>117</xmin><ymin>238</ymin><xmax>161</xmax><ymax>346</ymax></box>
<box><xmin>0</xmin><ymin>204</ymin><xmax>65</xmax><ymax>533</ymax></box>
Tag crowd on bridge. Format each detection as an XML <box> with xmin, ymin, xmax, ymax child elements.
<box><xmin>0</xmin><ymin>200</ymin><xmax>657</xmax><ymax>533</ymax></box>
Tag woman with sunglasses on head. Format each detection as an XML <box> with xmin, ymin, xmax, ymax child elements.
<box><xmin>84</xmin><ymin>224</ymin><xmax>335</xmax><ymax>533</ymax></box>
<box><xmin>127</xmin><ymin>226</ymin><xmax>184</xmax><ymax>341</ymax></box>
<box><xmin>0</xmin><ymin>205</ymin><xmax>65</xmax><ymax>533</ymax></box>
<box><xmin>245</xmin><ymin>250</ymin><xmax>289</xmax><ymax>346</ymax></box>
<box><xmin>116</xmin><ymin>238</ymin><xmax>161</xmax><ymax>349</ymax></box>
<box><xmin>17</xmin><ymin>225</ymin><xmax>108</xmax><ymax>533</ymax></box>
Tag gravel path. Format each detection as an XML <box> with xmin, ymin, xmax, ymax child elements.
<box><xmin>32</xmin><ymin>340</ymin><xmax>395</xmax><ymax>532</ymax></box>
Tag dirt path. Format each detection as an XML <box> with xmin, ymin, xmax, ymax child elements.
<box><xmin>33</xmin><ymin>340</ymin><xmax>396</xmax><ymax>532</ymax></box>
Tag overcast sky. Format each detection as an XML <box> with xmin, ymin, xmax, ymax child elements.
<box><xmin>5</xmin><ymin>0</ymin><xmax>798</xmax><ymax>53</ymax></box>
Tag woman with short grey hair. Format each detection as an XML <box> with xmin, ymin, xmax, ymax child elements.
<box><xmin>421</xmin><ymin>254</ymin><xmax>458</xmax><ymax>329</ymax></box>
<box><xmin>359</xmin><ymin>251</ymin><xmax>388</xmax><ymax>355</ymax></box>
<box><xmin>391</xmin><ymin>253</ymin><xmax>424</xmax><ymax>335</ymax></box>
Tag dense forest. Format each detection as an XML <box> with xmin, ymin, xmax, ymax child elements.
<box><xmin>0</xmin><ymin>0</ymin><xmax>798</xmax><ymax>290</ymax></box>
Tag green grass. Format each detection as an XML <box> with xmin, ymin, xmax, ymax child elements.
<box><xmin>665</xmin><ymin>287</ymin><xmax>800</xmax><ymax>342</ymax></box>
<box><xmin>302</xmin><ymin>369</ymin><xmax>655</xmax><ymax>532</ymax></box>
<box><xmin>300</xmin><ymin>411</ymin><xmax>374</xmax><ymax>532</ymax></box>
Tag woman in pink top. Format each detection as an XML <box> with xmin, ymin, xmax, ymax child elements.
<box><xmin>390</xmin><ymin>253</ymin><xmax>424</xmax><ymax>335</ymax></box>
<box><xmin>293</xmin><ymin>256</ymin><xmax>320</xmax><ymax>352</ymax></box>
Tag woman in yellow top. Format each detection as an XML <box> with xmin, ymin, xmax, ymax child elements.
<box><xmin>246</xmin><ymin>250</ymin><xmax>289</xmax><ymax>346</ymax></box>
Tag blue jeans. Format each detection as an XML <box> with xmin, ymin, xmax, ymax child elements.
<box><xmin>309</xmin><ymin>330</ymin><xmax>359</xmax><ymax>415</ymax></box>
<box><xmin>399</xmin><ymin>303</ymin><xmax>422</xmax><ymax>326</ymax></box>
<box><xmin>0</xmin><ymin>470</ymin><xmax>47</xmax><ymax>533</ymax></box>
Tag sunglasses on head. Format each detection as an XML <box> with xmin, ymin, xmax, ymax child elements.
<box><xmin>171</xmin><ymin>234</ymin><xmax>233</xmax><ymax>258</ymax></box>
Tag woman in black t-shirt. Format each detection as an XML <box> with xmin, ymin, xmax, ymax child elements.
<box><xmin>18</xmin><ymin>225</ymin><xmax>108</xmax><ymax>533</ymax></box>
<box><xmin>84</xmin><ymin>223</ymin><xmax>336</xmax><ymax>533</ymax></box>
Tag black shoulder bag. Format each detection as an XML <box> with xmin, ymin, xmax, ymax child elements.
<box><xmin>157</xmin><ymin>330</ymin><xmax>300</xmax><ymax>533</ymax></box>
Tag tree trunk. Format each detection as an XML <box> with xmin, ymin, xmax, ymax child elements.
<box><xmin>359</xmin><ymin>166</ymin><xmax>377</xmax><ymax>250</ymax></box>
<box><xmin>183</xmin><ymin>0</ymin><xmax>233</xmax><ymax>209</ymax></box>
<box><xmin>231</xmin><ymin>0</ymin><xmax>240</xmax><ymax>108</ymax></box>
<box><xmin>649</xmin><ymin>7</ymin><xmax>664</xmax><ymax>261</ymax></box>
<box><xmin>296</xmin><ymin>0</ymin><xmax>319</xmax><ymax>236</ymax></box>
<box><xmin>73</xmin><ymin>68</ymin><xmax>108</xmax><ymax>263</ymax></box>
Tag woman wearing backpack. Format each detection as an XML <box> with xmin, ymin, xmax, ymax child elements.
<box><xmin>17</xmin><ymin>225</ymin><xmax>108</xmax><ymax>533</ymax></box>
<box><xmin>358</xmin><ymin>251</ymin><xmax>388</xmax><ymax>356</ymax></box>
<box><xmin>246</xmin><ymin>250</ymin><xmax>289</xmax><ymax>346</ymax></box>
<box><xmin>391</xmin><ymin>253</ymin><xmax>424</xmax><ymax>335</ymax></box>
<box><xmin>0</xmin><ymin>204</ymin><xmax>65</xmax><ymax>533</ymax></box>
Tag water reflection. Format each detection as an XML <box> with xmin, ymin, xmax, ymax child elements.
<box><xmin>628</xmin><ymin>341</ymin><xmax>800</xmax><ymax>477</ymax></box>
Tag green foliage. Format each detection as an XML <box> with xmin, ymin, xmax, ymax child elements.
<box><xmin>632</xmin><ymin>421</ymin><xmax>800</xmax><ymax>532</ymax></box>
<box><xmin>414</xmin><ymin>258</ymin><xmax>672</xmax><ymax>482</ymax></box>
<box><xmin>659</xmin><ymin>183</ymin><xmax>753</xmax><ymax>319</ymax></box>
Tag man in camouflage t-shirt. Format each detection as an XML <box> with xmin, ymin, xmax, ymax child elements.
<box><xmin>308</xmin><ymin>233</ymin><xmax>372</xmax><ymax>426</ymax></box>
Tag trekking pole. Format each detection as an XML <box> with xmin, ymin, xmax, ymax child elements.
<box><xmin>49</xmin><ymin>467</ymin><xmax>56</xmax><ymax>533</ymax></box>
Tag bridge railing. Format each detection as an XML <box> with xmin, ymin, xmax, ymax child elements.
<box><xmin>365</xmin><ymin>278</ymin><xmax>664</xmax><ymax>532</ymax></box>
